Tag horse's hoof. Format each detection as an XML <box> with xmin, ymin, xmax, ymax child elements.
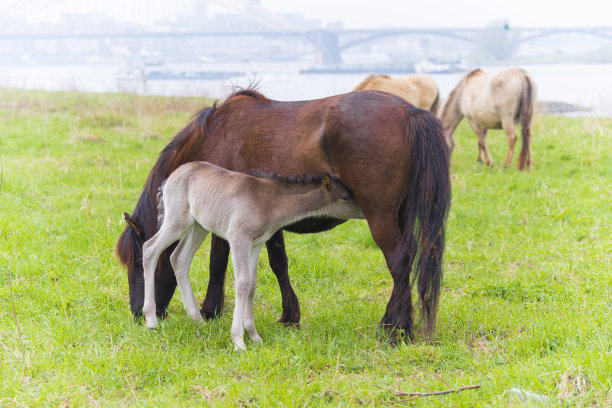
<box><xmin>278</xmin><ymin>311</ymin><xmax>301</xmax><ymax>327</ymax></box>
<box><xmin>200</xmin><ymin>306</ymin><xmax>222</xmax><ymax>320</ymax></box>
<box><xmin>251</xmin><ymin>335</ymin><xmax>263</xmax><ymax>345</ymax></box>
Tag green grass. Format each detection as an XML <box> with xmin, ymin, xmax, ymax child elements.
<box><xmin>0</xmin><ymin>88</ymin><xmax>610</xmax><ymax>407</ymax></box>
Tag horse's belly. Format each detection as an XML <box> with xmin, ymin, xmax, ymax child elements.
<box><xmin>471</xmin><ymin>111</ymin><xmax>501</xmax><ymax>129</ymax></box>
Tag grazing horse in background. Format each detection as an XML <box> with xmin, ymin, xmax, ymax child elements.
<box><xmin>117</xmin><ymin>87</ymin><xmax>451</xmax><ymax>341</ymax></box>
<box><xmin>439</xmin><ymin>68</ymin><xmax>536</xmax><ymax>170</ymax></box>
<box><xmin>142</xmin><ymin>161</ymin><xmax>357</xmax><ymax>350</ymax></box>
<box><xmin>353</xmin><ymin>73</ymin><xmax>440</xmax><ymax>114</ymax></box>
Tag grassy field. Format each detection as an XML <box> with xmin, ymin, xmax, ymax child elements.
<box><xmin>0</xmin><ymin>88</ymin><xmax>610</xmax><ymax>407</ymax></box>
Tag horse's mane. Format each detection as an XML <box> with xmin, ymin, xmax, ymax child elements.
<box><xmin>116</xmin><ymin>103</ymin><xmax>218</xmax><ymax>266</ymax></box>
<box><xmin>353</xmin><ymin>75</ymin><xmax>375</xmax><ymax>91</ymax></box>
<box><xmin>224</xmin><ymin>80</ymin><xmax>269</xmax><ymax>103</ymax></box>
<box><xmin>440</xmin><ymin>69</ymin><xmax>482</xmax><ymax>122</ymax></box>
<box><xmin>465</xmin><ymin>68</ymin><xmax>483</xmax><ymax>80</ymax></box>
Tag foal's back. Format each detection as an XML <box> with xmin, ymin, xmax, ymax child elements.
<box><xmin>161</xmin><ymin>161</ymin><xmax>356</xmax><ymax>244</ymax></box>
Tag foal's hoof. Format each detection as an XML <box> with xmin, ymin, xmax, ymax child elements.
<box><xmin>145</xmin><ymin>316</ymin><xmax>159</xmax><ymax>330</ymax></box>
<box><xmin>233</xmin><ymin>342</ymin><xmax>247</xmax><ymax>352</ymax></box>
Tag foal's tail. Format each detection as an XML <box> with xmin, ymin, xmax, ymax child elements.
<box><xmin>518</xmin><ymin>73</ymin><xmax>536</xmax><ymax>170</ymax></box>
<box><xmin>399</xmin><ymin>109</ymin><xmax>451</xmax><ymax>337</ymax></box>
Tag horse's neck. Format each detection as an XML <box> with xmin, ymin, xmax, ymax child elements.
<box><xmin>441</xmin><ymin>98</ymin><xmax>464</xmax><ymax>135</ymax></box>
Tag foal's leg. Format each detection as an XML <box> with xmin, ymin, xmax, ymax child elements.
<box><xmin>501</xmin><ymin>116</ymin><xmax>518</xmax><ymax>167</ymax></box>
<box><xmin>170</xmin><ymin>224</ymin><xmax>209</xmax><ymax>324</ymax></box>
<box><xmin>265</xmin><ymin>231</ymin><xmax>301</xmax><ymax>325</ymax></box>
<box><xmin>228</xmin><ymin>238</ymin><xmax>254</xmax><ymax>351</ymax></box>
<box><xmin>243</xmin><ymin>243</ymin><xmax>264</xmax><ymax>344</ymax></box>
<box><xmin>200</xmin><ymin>235</ymin><xmax>230</xmax><ymax>320</ymax></box>
<box><xmin>142</xmin><ymin>234</ymin><xmax>162</xmax><ymax>329</ymax></box>
<box><xmin>143</xmin><ymin>230</ymin><xmax>184</xmax><ymax>329</ymax></box>
<box><xmin>467</xmin><ymin>119</ymin><xmax>492</xmax><ymax>166</ymax></box>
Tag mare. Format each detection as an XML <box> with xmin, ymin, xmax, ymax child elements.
<box><xmin>117</xmin><ymin>87</ymin><xmax>451</xmax><ymax>341</ymax></box>
<box><xmin>142</xmin><ymin>161</ymin><xmax>357</xmax><ymax>350</ymax></box>
<box><xmin>353</xmin><ymin>73</ymin><xmax>440</xmax><ymax>114</ymax></box>
<box><xmin>439</xmin><ymin>68</ymin><xmax>536</xmax><ymax>170</ymax></box>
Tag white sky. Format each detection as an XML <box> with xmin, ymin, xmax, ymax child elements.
<box><xmin>260</xmin><ymin>0</ymin><xmax>612</xmax><ymax>29</ymax></box>
<box><xmin>0</xmin><ymin>0</ymin><xmax>610</xmax><ymax>29</ymax></box>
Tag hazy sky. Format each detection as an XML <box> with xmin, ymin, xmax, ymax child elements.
<box><xmin>0</xmin><ymin>0</ymin><xmax>610</xmax><ymax>29</ymax></box>
<box><xmin>260</xmin><ymin>0</ymin><xmax>611</xmax><ymax>29</ymax></box>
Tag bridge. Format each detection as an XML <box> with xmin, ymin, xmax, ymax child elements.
<box><xmin>2</xmin><ymin>26</ymin><xmax>612</xmax><ymax>64</ymax></box>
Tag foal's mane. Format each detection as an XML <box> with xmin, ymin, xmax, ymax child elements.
<box><xmin>246</xmin><ymin>169</ymin><xmax>337</xmax><ymax>186</ymax></box>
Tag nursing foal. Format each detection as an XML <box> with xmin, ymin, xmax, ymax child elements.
<box><xmin>141</xmin><ymin>161</ymin><xmax>357</xmax><ymax>350</ymax></box>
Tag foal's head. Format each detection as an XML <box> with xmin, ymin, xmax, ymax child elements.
<box><xmin>321</xmin><ymin>176</ymin><xmax>352</xmax><ymax>201</ymax></box>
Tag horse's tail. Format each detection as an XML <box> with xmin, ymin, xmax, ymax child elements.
<box><xmin>116</xmin><ymin>105</ymin><xmax>216</xmax><ymax>314</ymax></box>
<box><xmin>518</xmin><ymin>73</ymin><xmax>536</xmax><ymax>170</ymax></box>
<box><xmin>398</xmin><ymin>108</ymin><xmax>451</xmax><ymax>337</ymax></box>
<box><xmin>429</xmin><ymin>89</ymin><xmax>440</xmax><ymax>115</ymax></box>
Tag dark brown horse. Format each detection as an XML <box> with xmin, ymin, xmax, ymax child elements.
<box><xmin>117</xmin><ymin>87</ymin><xmax>451</xmax><ymax>340</ymax></box>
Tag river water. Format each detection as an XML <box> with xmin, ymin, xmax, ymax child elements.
<box><xmin>1</xmin><ymin>61</ymin><xmax>612</xmax><ymax>116</ymax></box>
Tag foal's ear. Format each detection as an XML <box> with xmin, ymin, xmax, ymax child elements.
<box><xmin>321</xmin><ymin>176</ymin><xmax>331</xmax><ymax>192</ymax></box>
<box><xmin>124</xmin><ymin>212</ymin><xmax>143</xmax><ymax>237</ymax></box>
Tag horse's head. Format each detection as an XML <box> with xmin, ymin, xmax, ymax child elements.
<box><xmin>117</xmin><ymin>210</ymin><xmax>177</xmax><ymax>319</ymax></box>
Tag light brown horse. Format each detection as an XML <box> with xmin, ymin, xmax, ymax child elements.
<box><xmin>353</xmin><ymin>73</ymin><xmax>440</xmax><ymax>114</ymax></box>
<box><xmin>439</xmin><ymin>68</ymin><xmax>536</xmax><ymax>170</ymax></box>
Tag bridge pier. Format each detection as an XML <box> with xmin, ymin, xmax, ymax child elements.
<box><xmin>312</xmin><ymin>30</ymin><xmax>342</xmax><ymax>65</ymax></box>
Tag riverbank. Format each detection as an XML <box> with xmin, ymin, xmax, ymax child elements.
<box><xmin>0</xmin><ymin>89</ymin><xmax>610</xmax><ymax>406</ymax></box>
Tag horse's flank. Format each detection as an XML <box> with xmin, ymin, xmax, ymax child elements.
<box><xmin>353</xmin><ymin>73</ymin><xmax>440</xmax><ymax>113</ymax></box>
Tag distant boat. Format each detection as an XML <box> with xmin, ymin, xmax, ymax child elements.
<box><xmin>146</xmin><ymin>69</ymin><xmax>244</xmax><ymax>80</ymax></box>
<box><xmin>300</xmin><ymin>65</ymin><xmax>415</xmax><ymax>75</ymax></box>
<box><xmin>414</xmin><ymin>59</ymin><xmax>465</xmax><ymax>74</ymax></box>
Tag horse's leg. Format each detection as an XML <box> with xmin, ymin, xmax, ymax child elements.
<box><xmin>153</xmin><ymin>251</ymin><xmax>178</xmax><ymax>319</ymax></box>
<box><xmin>518</xmin><ymin>123</ymin><xmax>534</xmax><ymax>171</ymax></box>
<box><xmin>228</xmin><ymin>237</ymin><xmax>253</xmax><ymax>351</ymax></box>
<box><xmin>244</xmin><ymin>243</ymin><xmax>264</xmax><ymax>344</ymax></box>
<box><xmin>265</xmin><ymin>230</ymin><xmax>301</xmax><ymax>325</ymax></box>
<box><xmin>501</xmin><ymin>116</ymin><xmax>518</xmax><ymax>167</ymax></box>
<box><xmin>170</xmin><ymin>224</ymin><xmax>209</xmax><ymax>324</ymax></box>
<box><xmin>200</xmin><ymin>235</ymin><xmax>230</xmax><ymax>319</ymax></box>
<box><xmin>364</xmin><ymin>212</ymin><xmax>415</xmax><ymax>342</ymax></box>
<box><xmin>467</xmin><ymin>119</ymin><xmax>492</xmax><ymax>166</ymax></box>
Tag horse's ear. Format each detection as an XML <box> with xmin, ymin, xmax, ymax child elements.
<box><xmin>322</xmin><ymin>176</ymin><xmax>331</xmax><ymax>192</ymax></box>
<box><xmin>124</xmin><ymin>212</ymin><xmax>143</xmax><ymax>237</ymax></box>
